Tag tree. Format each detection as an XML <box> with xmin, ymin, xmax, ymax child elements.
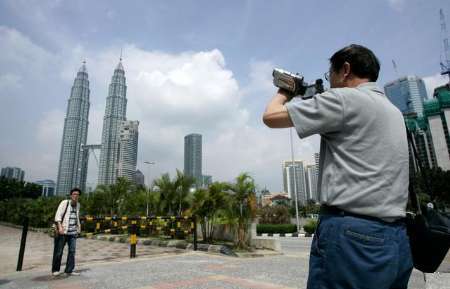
<box><xmin>174</xmin><ymin>170</ymin><xmax>195</xmax><ymax>216</ymax></box>
<box><xmin>226</xmin><ymin>173</ymin><xmax>257</xmax><ymax>249</ymax></box>
<box><xmin>153</xmin><ymin>173</ymin><xmax>177</xmax><ymax>215</ymax></box>
<box><xmin>413</xmin><ymin>168</ymin><xmax>450</xmax><ymax>208</ymax></box>
<box><xmin>191</xmin><ymin>182</ymin><xmax>228</xmax><ymax>243</ymax></box>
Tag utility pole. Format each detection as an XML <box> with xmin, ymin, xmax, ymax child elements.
<box><xmin>143</xmin><ymin>161</ymin><xmax>155</xmax><ymax>216</ymax></box>
<box><xmin>289</xmin><ymin>128</ymin><xmax>301</xmax><ymax>233</ymax></box>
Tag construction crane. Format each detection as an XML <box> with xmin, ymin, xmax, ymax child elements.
<box><xmin>440</xmin><ymin>9</ymin><xmax>450</xmax><ymax>83</ymax></box>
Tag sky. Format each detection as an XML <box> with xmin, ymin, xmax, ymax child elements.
<box><xmin>0</xmin><ymin>0</ymin><xmax>449</xmax><ymax>192</ymax></box>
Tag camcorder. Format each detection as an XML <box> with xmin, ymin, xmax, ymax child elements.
<box><xmin>272</xmin><ymin>68</ymin><xmax>325</xmax><ymax>100</ymax></box>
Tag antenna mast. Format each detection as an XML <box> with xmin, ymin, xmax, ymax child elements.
<box><xmin>440</xmin><ymin>9</ymin><xmax>450</xmax><ymax>83</ymax></box>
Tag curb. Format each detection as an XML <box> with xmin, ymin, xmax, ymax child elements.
<box><xmin>256</xmin><ymin>233</ymin><xmax>314</xmax><ymax>238</ymax></box>
<box><xmin>85</xmin><ymin>234</ymin><xmax>238</xmax><ymax>257</ymax></box>
<box><xmin>0</xmin><ymin>221</ymin><xmax>50</xmax><ymax>234</ymax></box>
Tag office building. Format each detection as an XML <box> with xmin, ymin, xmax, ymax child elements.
<box><xmin>282</xmin><ymin>160</ymin><xmax>307</xmax><ymax>205</ymax></box>
<box><xmin>184</xmin><ymin>134</ymin><xmax>202</xmax><ymax>185</ymax></box>
<box><xmin>384</xmin><ymin>76</ymin><xmax>428</xmax><ymax>116</ymax></box>
<box><xmin>35</xmin><ymin>179</ymin><xmax>56</xmax><ymax>197</ymax></box>
<box><xmin>56</xmin><ymin>62</ymin><xmax>90</xmax><ymax>195</ymax></box>
<box><xmin>1</xmin><ymin>167</ymin><xmax>25</xmax><ymax>182</ymax></box>
<box><xmin>117</xmin><ymin>121</ymin><xmax>139</xmax><ymax>182</ymax></box>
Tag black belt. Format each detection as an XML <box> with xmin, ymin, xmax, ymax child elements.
<box><xmin>319</xmin><ymin>205</ymin><xmax>403</xmax><ymax>225</ymax></box>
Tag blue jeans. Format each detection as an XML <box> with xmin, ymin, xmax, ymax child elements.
<box><xmin>307</xmin><ymin>214</ymin><xmax>413</xmax><ymax>289</ymax></box>
<box><xmin>51</xmin><ymin>234</ymin><xmax>77</xmax><ymax>273</ymax></box>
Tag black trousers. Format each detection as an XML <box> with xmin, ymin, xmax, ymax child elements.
<box><xmin>51</xmin><ymin>234</ymin><xmax>77</xmax><ymax>273</ymax></box>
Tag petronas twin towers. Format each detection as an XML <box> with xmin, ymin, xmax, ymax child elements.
<box><xmin>56</xmin><ymin>59</ymin><xmax>139</xmax><ymax>195</ymax></box>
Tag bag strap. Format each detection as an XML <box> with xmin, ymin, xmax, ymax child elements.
<box><xmin>60</xmin><ymin>200</ymin><xmax>70</xmax><ymax>223</ymax></box>
<box><xmin>406</xmin><ymin>127</ymin><xmax>427</xmax><ymax>215</ymax></box>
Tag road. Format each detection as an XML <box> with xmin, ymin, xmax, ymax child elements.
<box><xmin>0</xmin><ymin>225</ymin><xmax>449</xmax><ymax>288</ymax></box>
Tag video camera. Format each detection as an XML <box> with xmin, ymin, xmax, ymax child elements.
<box><xmin>272</xmin><ymin>68</ymin><xmax>325</xmax><ymax>100</ymax></box>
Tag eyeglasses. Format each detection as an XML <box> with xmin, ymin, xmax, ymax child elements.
<box><xmin>324</xmin><ymin>71</ymin><xmax>330</xmax><ymax>81</ymax></box>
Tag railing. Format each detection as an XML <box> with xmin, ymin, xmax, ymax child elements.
<box><xmin>80</xmin><ymin>215</ymin><xmax>198</xmax><ymax>257</ymax></box>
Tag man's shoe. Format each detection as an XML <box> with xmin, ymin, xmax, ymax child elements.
<box><xmin>52</xmin><ymin>271</ymin><xmax>61</xmax><ymax>277</ymax></box>
<box><xmin>66</xmin><ymin>271</ymin><xmax>80</xmax><ymax>276</ymax></box>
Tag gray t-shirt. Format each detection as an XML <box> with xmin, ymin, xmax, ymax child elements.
<box><xmin>286</xmin><ymin>82</ymin><xmax>409</xmax><ymax>221</ymax></box>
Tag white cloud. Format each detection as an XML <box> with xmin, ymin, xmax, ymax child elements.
<box><xmin>387</xmin><ymin>0</ymin><xmax>405</xmax><ymax>11</ymax></box>
<box><xmin>423</xmin><ymin>73</ymin><xmax>449</xmax><ymax>99</ymax></box>
<box><xmin>0</xmin><ymin>26</ymin><xmax>319</xmax><ymax>191</ymax></box>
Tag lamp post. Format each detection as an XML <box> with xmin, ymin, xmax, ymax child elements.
<box><xmin>143</xmin><ymin>161</ymin><xmax>155</xmax><ymax>216</ymax></box>
<box><xmin>289</xmin><ymin>128</ymin><xmax>301</xmax><ymax>233</ymax></box>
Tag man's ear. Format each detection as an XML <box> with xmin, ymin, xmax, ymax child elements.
<box><xmin>342</xmin><ymin>62</ymin><xmax>351</xmax><ymax>78</ymax></box>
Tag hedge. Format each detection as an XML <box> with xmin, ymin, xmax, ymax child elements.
<box><xmin>303</xmin><ymin>219</ymin><xmax>318</xmax><ymax>234</ymax></box>
<box><xmin>257</xmin><ymin>224</ymin><xmax>297</xmax><ymax>234</ymax></box>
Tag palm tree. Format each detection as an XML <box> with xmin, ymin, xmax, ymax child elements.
<box><xmin>153</xmin><ymin>173</ymin><xmax>177</xmax><ymax>215</ymax></box>
<box><xmin>227</xmin><ymin>173</ymin><xmax>257</xmax><ymax>249</ymax></box>
<box><xmin>174</xmin><ymin>170</ymin><xmax>196</xmax><ymax>216</ymax></box>
<box><xmin>191</xmin><ymin>182</ymin><xmax>228</xmax><ymax>242</ymax></box>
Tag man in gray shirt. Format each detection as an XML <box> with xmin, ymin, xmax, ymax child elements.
<box><xmin>263</xmin><ymin>44</ymin><xmax>412</xmax><ymax>289</ymax></box>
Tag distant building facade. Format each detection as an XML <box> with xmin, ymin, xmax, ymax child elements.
<box><xmin>305</xmin><ymin>164</ymin><xmax>318</xmax><ymax>202</ymax></box>
<box><xmin>1</xmin><ymin>167</ymin><xmax>25</xmax><ymax>182</ymax></box>
<box><xmin>184</xmin><ymin>134</ymin><xmax>202</xmax><ymax>185</ymax></box>
<box><xmin>282</xmin><ymin>160</ymin><xmax>307</xmax><ymax>205</ymax></box>
<box><xmin>135</xmin><ymin>169</ymin><xmax>145</xmax><ymax>186</ymax></box>
<box><xmin>35</xmin><ymin>180</ymin><xmax>56</xmax><ymax>197</ymax></box>
<box><xmin>384</xmin><ymin>75</ymin><xmax>428</xmax><ymax>116</ymax></box>
<box><xmin>117</xmin><ymin>121</ymin><xmax>139</xmax><ymax>182</ymax></box>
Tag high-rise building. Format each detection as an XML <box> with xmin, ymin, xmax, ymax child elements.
<box><xmin>384</xmin><ymin>76</ymin><xmax>428</xmax><ymax>116</ymax></box>
<box><xmin>35</xmin><ymin>180</ymin><xmax>55</xmax><ymax>197</ymax></box>
<box><xmin>135</xmin><ymin>169</ymin><xmax>145</xmax><ymax>186</ymax></box>
<box><xmin>201</xmin><ymin>175</ymin><xmax>212</xmax><ymax>188</ymax></box>
<box><xmin>117</xmin><ymin>121</ymin><xmax>139</xmax><ymax>182</ymax></box>
<box><xmin>404</xmin><ymin>114</ymin><xmax>436</xmax><ymax>170</ymax></box>
<box><xmin>184</xmin><ymin>134</ymin><xmax>202</xmax><ymax>185</ymax></box>
<box><xmin>98</xmin><ymin>59</ymin><xmax>128</xmax><ymax>185</ymax></box>
<box><xmin>56</xmin><ymin>62</ymin><xmax>90</xmax><ymax>195</ymax></box>
<box><xmin>1</xmin><ymin>167</ymin><xmax>25</xmax><ymax>182</ymax></box>
<box><xmin>282</xmin><ymin>160</ymin><xmax>307</xmax><ymax>205</ymax></box>
<box><xmin>305</xmin><ymin>164</ymin><xmax>318</xmax><ymax>202</ymax></box>
<box><xmin>422</xmin><ymin>84</ymin><xmax>450</xmax><ymax>170</ymax></box>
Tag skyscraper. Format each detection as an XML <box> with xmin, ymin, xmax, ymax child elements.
<box><xmin>117</xmin><ymin>120</ymin><xmax>139</xmax><ymax>182</ymax></box>
<box><xmin>305</xmin><ymin>164</ymin><xmax>318</xmax><ymax>202</ymax></box>
<box><xmin>98</xmin><ymin>59</ymin><xmax>128</xmax><ymax>185</ymax></box>
<box><xmin>282</xmin><ymin>160</ymin><xmax>307</xmax><ymax>205</ymax></box>
<box><xmin>423</xmin><ymin>85</ymin><xmax>450</xmax><ymax>170</ymax></box>
<box><xmin>184</xmin><ymin>133</ymin><xmax>202</xmax><ymax>184</ymax></box>
<box><xmin>135</xmin><ymin>169</ymin><xmax>145</xmax><ymax>186</ymax></box>
<box><xmin>1</xmin><ymin>167</ymin><xmax>25</xmax><ymax>182</ymax></box>
<box><xmin>384</xmin><ymin>76</ymin><xmax>428</xmax><ymax>116</ymax></box>
<box><xmin>56</xmin><ymin>62</ymin><xmax>90</xmax><ymax>195</ymax></box>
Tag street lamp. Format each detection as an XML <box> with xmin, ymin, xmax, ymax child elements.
<box><xmin>289</xmin><ymin>128</ymin><xmax>301</xmax><ymax>233</ymax></box>
<box><xmin>143</xmin><ymin>161</ymin><xmax>156</xmax><ymax>216</ymax></box>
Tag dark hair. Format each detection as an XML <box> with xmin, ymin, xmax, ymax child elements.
<box><xmin>70</xmin><ymin>188</ymin><xmax>82</xmax><ymax>195</ymax></box>
<box><xmin>330</xmin><ymin>44</ymin><xmax>380</xmax><ymax>82</ymax></box>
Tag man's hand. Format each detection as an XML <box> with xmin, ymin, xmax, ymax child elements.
<box><xmin>262</xmin><ymin>89</ymin><xmax>294</xmax><ymax>128</ymax></box>
<box><xmin>58</xmin><ymin>224</ymin><xmax>64</xmax><ymax>235</ymax></box>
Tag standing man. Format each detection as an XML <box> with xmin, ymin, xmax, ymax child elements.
<box><xmin>52</xmin><ymin>188</ymin><xmax>81</xmax><ymax>276</ymax></box>
<box><xmin>263</xmin><ymin>44</ymin><xmax>413</xmax><ymax>289</ymax></box>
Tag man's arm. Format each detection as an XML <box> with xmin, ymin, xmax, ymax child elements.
<box><xmin>54</xmin><ymin>200</ymin><xmax>66</xmax><ymax>234</ymax></box>
<box><xmin>262</xmin><ymin>89</ymin><xmax>294</xmax><ymax>128</ymax></box>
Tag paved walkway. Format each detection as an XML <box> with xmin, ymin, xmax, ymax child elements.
<box><xmin>1</xmin><ymin>225</ymin><xmax>449</xmax><ymax>288</ymax></box>
<box><xmin>0</xmin><ymin>225</ymin><xmax>184</xmax><ymax>276</ymax></box>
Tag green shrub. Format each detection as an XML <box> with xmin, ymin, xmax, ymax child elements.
<box><xmin>257</xmin><ymin>224</ymin><xmax>297</xmax><ymax>234</ymax></box>
<box><xmin>303</xmin><ymin>219</ymin><xmax>318</xmax><ymax>235</ymax></box>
